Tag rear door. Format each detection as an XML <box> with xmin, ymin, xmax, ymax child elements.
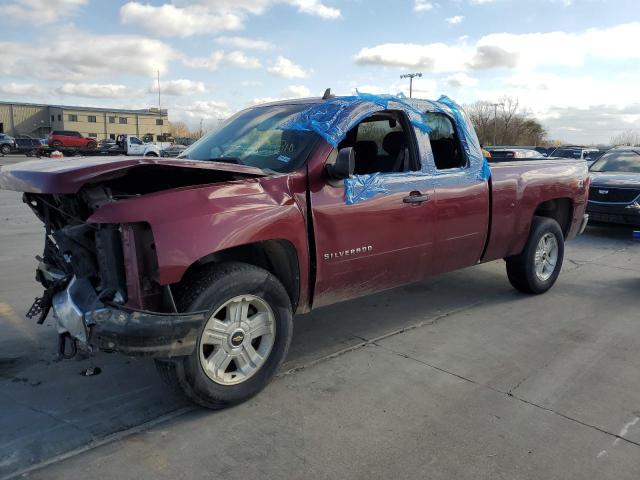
<box><xmin>423</xmin><ymin>112</ymin><xmax>490</xmax><ymax>274</ymax></box>
<box><xmin>309</xmin><ymin>111</ymin><xmax>438</xmax><ymax>307</ymax></box>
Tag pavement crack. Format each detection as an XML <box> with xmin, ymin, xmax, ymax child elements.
<box><xmin>278</xmin><ymin>301</ymin><xmax>486</xmax><ymax>378</ymax></box>
<box><xmin>376</xmin><ymin>344</ymin><xmax>640</xmax><ymax>450</ymax></box>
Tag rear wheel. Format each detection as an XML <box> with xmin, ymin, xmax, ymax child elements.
<box><xmin>155</xmin><ymin>262</ymin><xmax>293</xmax><ymax>409</ymax></box>
<box><xmin>145</xmin><ymin>152</ymin><xmax>158</xmax><ymax>157</ymax></box>
<box><xmin>86</xmin><ymin>141</ymin><xmax>97</xmax><ymax>150</ymax></box>
<box><xmin>506</xmin><ymin>216</ymin><xmax>564</xmax><ymax>294</ymax></box>
<box><xmin>1</xmin><ymin>144</ymin><xmax>11</xmax><ymax>154</ymax></box>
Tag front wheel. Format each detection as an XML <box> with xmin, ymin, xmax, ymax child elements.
<box><xmin>1</xmin><ymin>144</ymin><xmax>11</xmax><ymax>155</ymax></box>
<box><xmin>155</xmin><ymin>262</ymin><xmax>293</xmax><ymax>409</ymax></box>
<box><xmin>505</xmin><ymin>216</ymin><xmax>565</xmax><ymax>294</ymax></box>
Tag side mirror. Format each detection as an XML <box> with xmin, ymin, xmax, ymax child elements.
<box><xmin>326</xmin><ymin>147</ymin><xmax>355</xmax><ymax>179</ymax></box>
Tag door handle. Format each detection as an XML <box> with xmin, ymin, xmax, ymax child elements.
<box><xmin>403</xmin><ymin>192</ymin><xmax>431</xmax><ymax>204</ymax></box>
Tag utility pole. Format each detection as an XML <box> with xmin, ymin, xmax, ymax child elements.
<box><xmin>157</xmin><ymin>70</ymin><xmax>163</xmax><ymax>138</ymax></box>
<box><xmin>490</xmin><ymin>102</ymin><xmax>504</xmax><ymax>146</ymax></box>
<box><xmin>400</xmin><ymin>73</ymin><xmax>422</xmax><ymax>98</ymax></box>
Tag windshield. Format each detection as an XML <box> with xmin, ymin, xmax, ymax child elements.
<box><xmin>590</xmin><ymin>150</ymin><xmax>640</xmax><ymax>173</ymax></box>
<box><xmin>179</xmin><ymin>104</ymin><xmax>317</xmax><ymax>172</ymax></box>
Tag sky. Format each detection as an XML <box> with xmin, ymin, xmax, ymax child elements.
<box><xmin>1</xmin><ymin>0</ymin><xmax>639</xmax><ymax>144</ymax></box>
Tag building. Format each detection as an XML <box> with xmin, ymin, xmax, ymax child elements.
<box><xmin>0</xmin><ymin>101</ymin><xmax>169</xmax><ymax>141</ymax></box>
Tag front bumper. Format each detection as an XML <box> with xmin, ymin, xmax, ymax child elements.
<box><xmin>52</xmin><ymin>277</ymin><xmax>206</xmax><ymax>357</ymax></box>
<box><xmin>587</xmin><ymin>201</ymin><xmax>640</xmax><ymax>226</ymax></box>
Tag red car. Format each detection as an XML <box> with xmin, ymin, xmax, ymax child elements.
<box><xmin>47</xmin><ymin>130</ymin><xmax>97</xmax><ymax>149</ymax></box>
<box><xmin>1</xmin><ymin>94</ymin><xmax>589</xmax><ymax>409</ymax></box>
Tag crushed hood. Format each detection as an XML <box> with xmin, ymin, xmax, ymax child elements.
<box><xmin>0</xmin><ymin>156</ymin><xmax>267</xmax><ymax>194</ymax></box>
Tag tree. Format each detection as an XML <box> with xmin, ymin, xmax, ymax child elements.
<box><xmin>168</xmin><ymin>121</ymin><xmax>193</xmax><ymax>139</ymax></box>
<box><xmin>465</xmin><ymin>96</ymin><xmax>547</xmax><ymax>146</ymax></box>
<box><xmin>610</xmin><ymin>130</ymin><xmax>640</xmax><ymax>146</ymax></box>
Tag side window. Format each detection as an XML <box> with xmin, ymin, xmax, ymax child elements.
<box><xmin>337</xmin><ymin>112</ymin><xmax>418</xmax><ymax>175</ymax></box>
<box><xmin>130</xmin><ymin>137</ymin><xmax>143</xmax><ymax>145</ymax></box>
<box><xmin>424</xmin><ymin>112</ymin><xmax>467</xmax><ymax>170</ymax></box>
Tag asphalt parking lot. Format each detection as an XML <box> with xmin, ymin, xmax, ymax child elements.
<box><xmin>1</xmin><ymin>154</ymin><xmax>639</xmax><ymax>480</ymax></box>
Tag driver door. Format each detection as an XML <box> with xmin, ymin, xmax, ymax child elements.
<box><xmin>309</xmin><ymin>112</ymin><xmax>437</xmax><ymax>307</ymax></box>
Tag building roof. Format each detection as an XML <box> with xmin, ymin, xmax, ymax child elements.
<box><xmin>0</xmin><ymin>100</ymin><xmax>167</xmax><ymax>116</ymax></box>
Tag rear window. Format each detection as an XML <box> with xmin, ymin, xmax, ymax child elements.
<box><xmin>552</xmin><ymin>148</ymin><xmax>582</xmax><ymax>159</ymax></box>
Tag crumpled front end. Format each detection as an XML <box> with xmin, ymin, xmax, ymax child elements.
<box><xmin>24</xmin><ymin>190</ymin><xmax>205</xmax><ymax>358</ymax></box>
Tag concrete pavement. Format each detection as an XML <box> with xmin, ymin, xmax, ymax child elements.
<box><xmin>0</xmin><ymin>155</ymin><xmax>639</xmax><ymax>479</ymax></box>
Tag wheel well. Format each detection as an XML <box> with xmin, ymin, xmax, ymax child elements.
<box><xmin>534</xmin><ymin>198</ymin><xmax>573</xmax><ymax>238</ymax></box>
<box><xmin>180</xmin><ymin>240</ymin><xmax>301</xmax><ymax>311</ymax></box>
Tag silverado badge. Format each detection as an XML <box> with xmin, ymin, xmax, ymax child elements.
<box><xmin>324</xmin><ymin>246</ymin><xmax>373</xmax><ymax>261</ymax></box>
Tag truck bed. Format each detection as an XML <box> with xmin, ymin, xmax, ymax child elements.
<box><xmin>483</xmin><ymin>159</ymin><xmax>589</xmax><ymax>262</ymax></box>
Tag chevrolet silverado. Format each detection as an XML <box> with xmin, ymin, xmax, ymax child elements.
<box><xmin>0</xmin><ymin>94</ymin><xmax>589</xmax><ymax>408</ymax></box>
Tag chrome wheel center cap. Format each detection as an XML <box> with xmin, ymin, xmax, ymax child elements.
<box><xmin>229</xmin><ymin>329</ymin><xmax>246</xmax><ymax>348</ymax></box>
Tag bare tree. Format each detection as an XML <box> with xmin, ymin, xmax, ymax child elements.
<box><xmin>465</xmin><ymin>96</ymin><xmax>547</xmax><ymax>146</ymax></box>
<box><xmin>610</xmin><ymin>130</ymin><xmax>640</xmax><ymax>146</ymax></box>
<box><xmin>168</xmin><ymin>121</ymin><xmax>194</xmax><ymax>139</ymax></box>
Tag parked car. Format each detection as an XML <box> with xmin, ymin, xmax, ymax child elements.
<box><xmin>549</xmin><ymin>146</ymin><xmax>602</xmax><ymax>165</ymax></box>
<box><xmin>0</xmin><ymin>94</ymin><xmax>589</xmax><ymax>409</ymax></box>
<box><xmin>486</xmin><ymin>147</ymin><xmax>546</xmax><ymax>161</ymax></box>
<box><xmin>15</xmin><ymin>135</ymin><xmax>44</xmax><ymax>156</ymax></box>
<box><xmin>47</xmin><ymin>131</ymin><xmax>98</xmax><ymax>150</ymax></box>
<box><xmin>0</xmin><ymin>133</ymin><xmax>16</xmax><ymax>155</ymax></box>
<box><xmin>587</xmin><ymin>147</ymin><xmax>640</xmax><ymax>226</ymax></box>
<box><xmin>161</xmin><ymin>144</ymin><xmax>187</xmax><ymax>157</ymax></box>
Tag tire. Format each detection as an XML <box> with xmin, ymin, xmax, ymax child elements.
<box><xmin>145</xmin><ymin>152</ymin><xmax>158</xmax><ymax>157</ymax></box>
<box><xmin>86</xmin><ymin>141</ymin><xmax>97</xmax><ymax>150</ymax></box>
<box><xmin>155</xmin><ymin>262</ymin><xmax>293</xmax><ymax>409</ymax></box>
<box><xmin>0</xmin><ymin>144</ymin><xmax>11</xmax><ymax>155</ymax></box>
<box><xmin>506</xmin><ymin>216</ymin><xmax>564</xmax><ymax>294</ymax></box>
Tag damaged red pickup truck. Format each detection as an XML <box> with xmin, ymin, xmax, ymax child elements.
<box><xmin>0</xmin><ymin>95</ymin><xmax>589</xmax><ymax>408</ymax></box>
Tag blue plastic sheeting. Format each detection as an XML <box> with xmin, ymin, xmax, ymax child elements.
<box><xmin>283</xmin><ymin>92</ymin><xmax>491</xmax><ymax>204</ymax></box>
<box><xmin>435</xmin><ymin>95</ymin><xmax>490</xmax><ymax>181</ymax></box>
<box><xmin>281</xmin><ymin>92</ymin><xmax>432</xmax><ymax>148</ymax></box>
<box><xmin>345</xmin><ymin>172</ymin><xmax>387</xmax><ymax>205</ymax></box>
<box><xmin>344</xmin><ymin>170</ymin><xmax>428</xmax><ymax>205</ymax></box>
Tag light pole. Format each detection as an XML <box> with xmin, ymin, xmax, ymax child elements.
<box><xmin>157</xmin><ymin>70</ymin><xmax>163</xmax><ymax>139</ymax></box>
<box><xmin>490</xmin><ymin>102</ymin><xmax>504</xmax><ymax>146</ymax></box>
<box><xmin>400</xmin><ymin>73</ymin><xmax>422</xmax><ymax>98</ymax></box>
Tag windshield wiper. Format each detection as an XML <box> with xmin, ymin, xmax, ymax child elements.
<box><xmin>208</xmin><ymin>157</ymin><xmax>243</xmax><ymax>165</ymax></box>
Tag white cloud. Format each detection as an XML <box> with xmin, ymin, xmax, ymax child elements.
<box><xmin>120</xmin><ymin>2</ymin><xmax>243</xmax><ymax>37</ymax></box>
<box><xmin>414</xmin><ymin>1</ymin><xmax>434</xmax><ymax>12</ymax></box>
<box><xmin>215</xmin><ymin>36</ymin><xmax>275</xmax><ymax>50</ymax></box>
<box><xmin>283</xmin><ymin>85</ymin><xmax>311</xmax><ymax>98</ymax></box>
<box><xmin>0</xmin><ymin>83</ymin><xmax>46</xmax><ymax>97</ymax></box>
<box><xmin>183</xmin><ymin>51</ymin><xmax>225</xmax><ymax>71</ymax></box>
<box><xmin>355</xmin><ymin>22</ymin><xmax>640</xmax><ymax>73</ymax></box>
<box><xmin>251</xmin><ymin>85</ymin><xmax>313</xmax><ymax>105</ymax></box>
<box><xmin>56</xmin><ymin>83</ymin><xmax>135</xmax><ymax>98</ymax></box>
<box><xmin>0</xmin><ymin>32</ymin><xmax>176</xmax><ymax>81</ymax></box>
<box><xmin>169</xmin><ymin>100</ymin><xmax>234</xmax><ymax>128</ymax></box>
<box><xmin>150</xmin><ymin>79</ymin><xmax>207</xmax><ymax>96</ymax></box>
<box><xmin>183</xmin><ymin>51</ymin><xmax>261</xmax><ymax>71</ymax></box>
<box><xmin>446</xmin><ymin>72</ymin><xmax>479</xmax><ymax>88</ymax></box>
<box><xmin>470</xmin><ymin>0</ymin><xmax>496</xmax><ymax>4</ymax></box>
<box><xmin>120</xmin><ymin>0</ymin><xmax>340</xmax><ymax>37</ymax></box>
<box><xmin>268</xmin><ymin>56</ymin><xmax>309</xmax><ymax>78</ymax></box>
<box><xmin>446</xmin><ymin>15</ymin><xmax>464</xmax><ymax>25</ymax></box>
<box><xmin>225</xmin><ymin>51</ymin><xmax>262</xmax><ymax>69</ymax></box>
<box><xmin>4</xmin><ymin>0</ymin><xmax>87</xmax><ymax>24</ymax></box>
<box><xmin>290</xmin><ymin>0</ymin><xmax>340</xmax><ymax>19</ymax></box>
